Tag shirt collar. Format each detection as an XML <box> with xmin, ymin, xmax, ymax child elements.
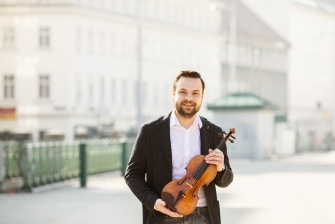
<box><xmin>170</xmin><ymin>111</ymin><xmax>203</xmax><ymax>129</ymax></box>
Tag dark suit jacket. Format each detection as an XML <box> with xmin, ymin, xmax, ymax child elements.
<box><xmin>125</xmin><ymin>113</ymin><xmax>234</xmax><ymax>224</ymax></box>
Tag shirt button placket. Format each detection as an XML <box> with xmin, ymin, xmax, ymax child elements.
<box><xmin>185</xmin><ymin>130</ymin><xmax>189</xmax><ymax>167</ymax></box>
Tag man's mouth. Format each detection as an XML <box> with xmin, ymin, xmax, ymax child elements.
<box><xmin>183</xmin><ymin>103</ymin><xmax>194</xmax><ymax>108</ymax></box>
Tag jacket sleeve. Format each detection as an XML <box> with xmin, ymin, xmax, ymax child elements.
<box><xmin>124</xmin><ymin>124</ymin><xmax>160</xmax><ymax>214</ymax></box>
<box><xmin>214</xmin><ymin>132</ymin><xmax>234</xmax><ymax>187</ymax></box>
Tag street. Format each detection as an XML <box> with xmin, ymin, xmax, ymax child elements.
<box><xmin>1</xmin><ymin>151</ymin><xmax>335</xmax><ymax>224</ymax></box>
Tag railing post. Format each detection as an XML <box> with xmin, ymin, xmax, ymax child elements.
<box><xmin>79</xmin><ymin>142</ymin><xmax>87</xmax><ymax>188</ymax></box>
<box><xmin>0</xmin><ymin>141</ymin><xmax>4</xmax><ymax>188</ymax></box>
<box><xmin>121</xmin><ymin>139</ymin><xmax>127</xmax><ymax>176</ymax></box>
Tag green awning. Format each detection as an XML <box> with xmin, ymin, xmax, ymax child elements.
<box><xmin>207</xmin><ymin>93</ymin><xmax>277</xmax><ymax>111</ymax></box>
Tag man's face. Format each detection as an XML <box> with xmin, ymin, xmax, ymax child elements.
<box><xmin>173</xmin><ymin>77</ymin><xmax>204</xmax><ymax>118</ymax></box>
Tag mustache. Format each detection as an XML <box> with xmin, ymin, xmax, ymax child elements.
<box><xmin>181</xmin><ymin>99</ymin><xmax>195</xmax><ymax>104</ymax></box>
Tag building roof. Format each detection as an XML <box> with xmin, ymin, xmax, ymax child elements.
<box><xmin>207</xmin><ymin>92</ymin><xmax>277</xmax><ymax>111</ymax></box>
<box><xmin>221</xmin><ymin>0</ymin><xmax>290</xmax><ymax>47</ymax></box>
<box><xmin>293</xmin><ymin>0</ymin><xmax>335</xmax><ymax>14</ymax></box>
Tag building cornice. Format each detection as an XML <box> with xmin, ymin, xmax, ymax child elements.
<box><xmin>0</xmin><ymin>3</ymin><xmax>223</xmax><ymax>41</ymax></box>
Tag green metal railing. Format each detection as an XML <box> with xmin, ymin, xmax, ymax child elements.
<box><xmin>4</xmin><ymin>141</ymin><xmax>23</xmax><ymax>179</ymax></box>
<box><xmin>86</xmin><ymin>139</ymin><xmax>122</xmax><ymax>174</ymax></box>
<box><xmin>2</xmin><ymin>138</ymin><xmax>135</xmax><ymax>190</ymax></box>
<box><xmin>121</xmin><ymin>139</ymin><xmax>135</xmax><ymax>176</ymax></box>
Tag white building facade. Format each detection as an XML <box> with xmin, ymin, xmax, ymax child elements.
<box><xmin>0</xmin><ymin>0</ymin><xmax>224</xmax><ymax>141</ymax></box>
<box><xmin>241</xmin><ymin>0</ymin><xmax>335</xmax><ymax>151</ymax></box>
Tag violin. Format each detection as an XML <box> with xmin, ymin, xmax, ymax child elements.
<box><xmin>161</xmin><ymin>128</ymin><xmax>236</xmax><ymax>215</ymax></box>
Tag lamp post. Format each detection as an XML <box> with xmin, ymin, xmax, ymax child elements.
<box><xmin>210</xmin><ymin>0</ymin><xmax>237</xmax><ymax>94</ymax></box>
<box><xmin>136</xmin><ymin>0</ymin><xmax>143</xmax><ymax>130</ymax></box>
<box><xmin>228</xmin><ymin>0</ymin><xmax>237</xmax><ymax>93</ymax></box>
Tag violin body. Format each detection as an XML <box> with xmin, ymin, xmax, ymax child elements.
<box><xmin>161</xmin><ymin>128</ymin><xmax>236</xmax><ymax>216</ymax></box>
<box><xmin>161</xmin><ymin>155</ymin><xmax>217</xmax><ymax>215</ymax></box>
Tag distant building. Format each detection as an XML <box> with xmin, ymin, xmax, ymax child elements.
<box><xmin>241</xmin><ymin>0</ymin><xmax>335</xmax><ymax>151</ymax></box>
<box><xmin>220</xmin><ymin>0</ymin><xmax>290</xmax><ymax>112</ymax></box>
<box><xmin>0</xmin><ymin>0</ymin><xmax>224</xmax><ymax>141</ymax></box>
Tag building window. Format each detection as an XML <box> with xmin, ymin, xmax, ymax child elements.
<box><xmin>88</xmin><ymin>29</ymin><xmax>94</xmax><ymax>54</ymax></box>
<box><xmin>39</xmin><ymin>75</ymin><xmax>50</xmax><ymax>98</ymax></box>
<box><xmin>165</xmin><ymin>83</ymin><xmax>170</xmax><ymax>108</ymax></box>
<box><xmin>100</xmin><ymin>0</ymin><xmax>105</xmax><ymax>8</ymax></box>
<box><xmin>153</xmin><ymin>83</ymin><xmax>158</xmax><ymax>107</ymax></box>
<box><xmin>75</xmin><ymin>28</ymin><xmax>81</xmax><ymax>53</ymax></box>
<box><xmin>110</xmin><ymin>33</ymin><xmax>116</xmax><ymax>56</ymax></box>
<box><xmin>3</xmin><ymin>75</ymin><xmax>15</xmax><ymax>99</ymax></box>
<box><xmin>3</xmin><ymin>27</ymin><xmax>15</xmax><ymax>48</ymax></box>
<box><xmin>99</xmin><ymin>31</ymin><xmax>106</xmax><ymax>55</ymax></box>
<box><xmin>39</xmin><ymin>27</ymin><xmax>50</xmax><ymax>48</ymax></box>
<box><xmin>100</xmin><ymin>77</ymin><xmax>105</xmax><ymax>101</ymax></box>
<box><xmin>89</xmin><ymin>77</ymin><xmax>94</xmax><ymax>101</ymax></box>
<box><xmin>111</xmin><ymin>78</ymin><xmax>116</xmax><ymax>104</ymax></box>
<box><xmin>122</xmin><ymin>80</ymin><xmax>127</xmax><ymax>102</ymax></box>
<box><xmin>141</xmin><ymin>82</ymin><xmax>147</xmax><ymax>105</ymax></box>
<box><xmin>76</xmin><ymin>77</ymin><xmax>81</xmax><ymax>101</ymax></box>
<box><xmin>109</xmin><ymin>0</ymin><xmax>116</xmax><ymax>11</ymax></box>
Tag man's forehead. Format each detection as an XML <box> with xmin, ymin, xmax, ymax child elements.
<box><xmin>175</xmin><ymin>77</ymin><xmax>202</xmax><ymax>89</ymax></box>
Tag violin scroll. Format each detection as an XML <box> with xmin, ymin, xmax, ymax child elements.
<box><xmin>218</xmin><ymin>128</ymin><xmax>236</xmax><ymax>145</ymax></box>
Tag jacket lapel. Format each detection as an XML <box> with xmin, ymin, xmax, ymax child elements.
<box><xmin>156</xmin><ymin>113</ymin><xmax>172</xmax><ymax>166</ymax></box>
<box><xmin>200</xmin><ymin>117</ymin><xmax>212</xmax><ymax>156</ymax></box>
<box><xmin>156</xmin><ymin>114</ymin><xmax>213</xmax><ymax>165</ymax></box>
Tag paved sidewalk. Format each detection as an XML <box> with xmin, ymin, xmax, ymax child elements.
<box><xmin>0</xmin><ymin>151</ymin><xmax>335</xmax><ymax>224</ymax></box>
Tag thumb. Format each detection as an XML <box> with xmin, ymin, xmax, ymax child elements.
<box><xmin>208</xmin><ymin>149</ymin><xmax>213</xmax><ymax>153</ymax></box>
<box><xmin>159</xmin><ymin>199</ymin><xmax>166</xmax><ymax>206</ymax></box>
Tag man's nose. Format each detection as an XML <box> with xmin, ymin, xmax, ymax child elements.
<box><xmin>185</xmin><ymin>93</ymin><xmax>192</xmax><ymax>100</ymax></box>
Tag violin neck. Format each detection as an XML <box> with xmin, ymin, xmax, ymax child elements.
<box><xmin>193</xmin><ymin>161</ymin><xmax>209</xmax><ymax>180</ymax></box>
<box><xmin>216</xmin><ymin>139</ymin><xmax>226</xmax><ymax>149</ymax></box>
<box><xmin>193</xmin><ymin>132</ymin><xmax>232</xmax><ymax>180</ymax></box>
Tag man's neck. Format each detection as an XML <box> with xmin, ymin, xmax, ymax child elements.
<box><xmin>174</xmin><ymin>110</ymin><xmax>196</xmax><ymax>129</ymax></box>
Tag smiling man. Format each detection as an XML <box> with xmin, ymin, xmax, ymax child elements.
<box><xmin>125</xmin><ymin>70</ymin><xmax>234</xmax><ymax>224</ymax></box>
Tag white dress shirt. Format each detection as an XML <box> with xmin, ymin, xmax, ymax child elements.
<box><xmin>170</xmin><ymin>111</ymin><xmax>207</xmax><ymax>207</ymax></box>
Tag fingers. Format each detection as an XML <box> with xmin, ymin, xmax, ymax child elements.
<box><xmin>154</xmin><ymin>199</ymin><xmax>183</xmax><ymax>218</ymax></box>
<box><xmin>207</xmin><ymin>148</ymin><xmax>223</xmax><ymax>158</ymax></box>
<box><xmin>162</xmin><ymin>207</ymin><xmax>183</xmax><ymax>217</ymax></box>
<box><xmin>206</xmin><ymin>148</ymin><xmax>224</xmax><ymax>171</ymax></box>
<box><xmin>158</xmin><ymin>199</ymin><xmax>166</xmax><ymax>206</ymax></box>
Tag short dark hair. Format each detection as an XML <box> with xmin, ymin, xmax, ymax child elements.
<box><xmin>173</xmin><ymin>70</ymin><xmax>205</xmax><ymax>92</ymax></box>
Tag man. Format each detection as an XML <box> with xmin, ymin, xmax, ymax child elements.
<box><xmin>125</xmin><ymin>70</ymin><xmax>233</xmax><ymax>224</ymax></box>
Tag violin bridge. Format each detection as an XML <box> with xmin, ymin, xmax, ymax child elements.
<box><xmin>186</xmin><ymin>182</ymin><xmax>193</xmax><ymax>188</ymax></box>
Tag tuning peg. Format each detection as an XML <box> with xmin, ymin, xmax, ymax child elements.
<box><xmin>231</xmin><ymin>135</ymin><xmax>236</xmax><ymax>140</ymax></box>
<box><xmin>228</xmin><ymin>139</ymin><xmax>234</xmax><ymax>143</ymax></box>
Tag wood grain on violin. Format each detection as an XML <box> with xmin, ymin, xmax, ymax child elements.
<box><xmin>161</xmin><ymin>128</ymin><xmax>236</xmax><ymax>215</ymax></box>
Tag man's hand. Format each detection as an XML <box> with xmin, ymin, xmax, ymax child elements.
<box><xmin>205</xmin><ymin>149</ymin><xmax>225</xmax><ymax>172</ymax></box>
<box><xmin>154</xmin><ymin>199</ymin><xmax>183</xmax><ymax>217</ymax></box>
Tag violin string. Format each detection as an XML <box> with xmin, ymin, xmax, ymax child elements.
<box><xmin>194</xmin><ymin>162</ymin><xmax>207</xmax><ymax>179</ymax></box>
<box><xmin>193</xmin><ymin>163</ymin><xmax>203</xmax><ymax>179</ymax></box>
<box><xmin>182</xmin><ymin>160</ymin><xmax>212</xmax><ymax>193</ymax></box>
<box><xmin>184</xmin><ymin>163</ymin><xmax>207</xmax><ymax>193</ymax></box>
<box><xmin>182</xmin><ymin>163</ymin><xmax>209</xmax><ymax>194</ymax></box>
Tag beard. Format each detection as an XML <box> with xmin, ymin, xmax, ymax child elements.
<box><xmin>175</xmin><ymin>99</ymin><xmax>202</xmax><ymax>118</ymax></box>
